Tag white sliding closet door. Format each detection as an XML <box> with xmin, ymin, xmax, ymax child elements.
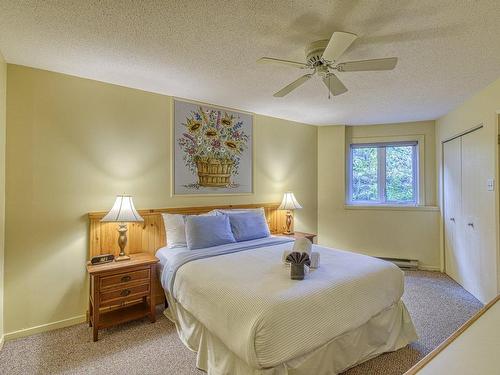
<box><xmin>460</xmin><ymin>131</ymin><xmax>482</xmax><ymax>299</ymax></box>
<box><xmin>443</xmin><ymin>128</ymin><xmax>497</xmax><ymax>303</ymax></box>
<box><xmin>443</xmin><ymin>137</ymin><xmax>462</xmax><ymax>285</ymax></box>
<box><xmin>461</xmin><ymin>129</ymin><xmax>496</xmax><ymax>302</ymax></box>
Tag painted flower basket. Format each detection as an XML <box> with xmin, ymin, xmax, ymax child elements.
<box><xmin>195</xmin><ymin>157</ymin><xmax>234</xmax><ymax>187</ymax></box>
<box><xmin>177</xmin><ymin>106</ymin><xmax>249</xmax><ymax>190</ymax></box>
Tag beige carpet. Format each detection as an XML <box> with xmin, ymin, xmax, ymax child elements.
<box><xmin>0</xmin><ymin>271</ymin><xmax>482</xmax><ymax>375</ymax></box>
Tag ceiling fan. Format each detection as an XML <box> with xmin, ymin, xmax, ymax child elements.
<box><xmin>257</xmin><ymin>31</ymin><xmax>398</xmax><ymax>98</ymax></box>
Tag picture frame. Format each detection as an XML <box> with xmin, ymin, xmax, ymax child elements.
<box><xmin>171</xmin><ymin>98</ymin><xmax>254</xmax><ymax>196</ymax></box>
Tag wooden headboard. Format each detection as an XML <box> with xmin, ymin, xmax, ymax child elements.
<box><xmin>88</xmin><ymin>203</ymin><xmax>288</xmax><ymax>303</ymax></box>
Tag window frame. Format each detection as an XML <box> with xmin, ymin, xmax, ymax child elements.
<box><xmin>347</xmin><ymin>141</ymin><xmax>419</xmax><ymax>206</ymax></box>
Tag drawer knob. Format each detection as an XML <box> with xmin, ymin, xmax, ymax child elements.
<box><xmin>120</xmin><ymin>289</ymin><xmax>131</xmax><ymax>297</ymax></box>
<box><xmin>121</xmin><ymin>275</ymin><xmax>132</xmax><ymax>282</ymax></box>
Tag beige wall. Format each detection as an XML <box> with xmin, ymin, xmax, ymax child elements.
<box><xmin>317</xmin><ymin>122</ymin><xmax>440</xmax><ymax>269</ymax></box>
<box><xmin>4</xmin><ymin>65</ymin><xmax>318</xmax><ymax>336</ymax></box>
<box><xmin>436</xmin><ymin>77</ymin><xmax>500</xmax><ymax>300</ymax></box>
<box><xmin>0</xmin><ymin>51</ymin><xmax>6</xmax><ymax>344</ymax></box>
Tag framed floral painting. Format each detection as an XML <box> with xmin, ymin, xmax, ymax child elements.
<box><xmin>172</xmin><ymin>99</ymin><xmax>253</xmax><ymax>195</ymax></box>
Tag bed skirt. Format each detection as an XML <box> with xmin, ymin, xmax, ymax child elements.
<box><xmin>164</xmin><ymin>294</ymin><xmax>417</xmax><ymax>375</ymax></box>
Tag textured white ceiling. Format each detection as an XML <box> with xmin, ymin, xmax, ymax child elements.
<box><xmin>1</xmin><ymin>1</ymin><xmax>500</xmax><ymax>125</ymax></box>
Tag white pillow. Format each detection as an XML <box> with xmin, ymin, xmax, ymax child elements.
<box><xmin>162</xmin><ymin>211</ymin><xmax>217</xmax><ymax>248</ymax></box>
<box><xmin>162</xmin><ymin>213</ymin><xmax>185</xmax><ymax>248</ymax></box>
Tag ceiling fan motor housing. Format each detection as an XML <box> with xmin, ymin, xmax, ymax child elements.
<box><xmin>305</xmin><ymin>40</ymin><xmax>329</xmax><ymax>66</ymax></box>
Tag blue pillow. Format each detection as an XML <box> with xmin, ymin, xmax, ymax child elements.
<box><xmin>185</xmin><ymin>215</ymin><xmax>236</xmax><ymax>250</ymax></box>
<box><xmin>226</xmin><ymin>212</ymin><xmax>271</xmax><ymax>242</ymax></box>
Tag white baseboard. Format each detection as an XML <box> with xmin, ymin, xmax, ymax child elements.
<box><xmin>4</xmin><ymin>314</ymin><xmax>86</xmax><ymax>341</ymax></box>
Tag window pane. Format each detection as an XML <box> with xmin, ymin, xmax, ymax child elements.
<box><xmin>386</xmin><ymin>146</ymin><xmax>415</xmax><ymax>202</ymax></box>
<box><xmin>351</xmin><ymin>147</ymin><xmax>378</xmax><ymax>201</ymax></box>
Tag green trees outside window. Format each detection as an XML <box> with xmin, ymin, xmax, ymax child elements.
<box><xmin>352</xmin><ymin>147</ymin><xmax>378</xmax><ymax>201</ymax></box>
<box><xmin>350</xmin><ymin>142</ymin><xmax>417</xmax><ymax>204</ymax></box>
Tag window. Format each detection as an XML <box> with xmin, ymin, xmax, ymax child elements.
<box><xmin>348</xmin><ymin>141</ymin><xmax>418</xmax><ymax>205</ymax></box>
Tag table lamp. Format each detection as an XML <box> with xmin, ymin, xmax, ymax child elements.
<box><xmin>101</xmin><ymin>195</ymin><xmax>144</xmax><ymax>261</ymax></box>
<box><xmin>278</xmin><ymin>191</ymin><xmax>302</xmax><ymax>235</ymax></box>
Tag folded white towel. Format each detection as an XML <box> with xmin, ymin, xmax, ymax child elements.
<box><xmin>282</xmin><ymin>250</ymin><xmax>320</xmax><ymax>269</ymax></box>
<box><xmin>292</xmin><ymin>238</ymin><xmax>312</xmax><ymax>255</ymax></box>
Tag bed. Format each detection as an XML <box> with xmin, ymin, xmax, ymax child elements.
<box><xmin>88</xmin><ymin>203</ymin><xmax>416</xmax><ymax>374</ymax></box>
<box><xmin>157</xmin><ymin>236</ymin><xmax>417</xmax><ymax>375</ymax></box>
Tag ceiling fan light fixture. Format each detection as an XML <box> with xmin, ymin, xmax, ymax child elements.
<box><xmin>258</xmin><ymin>31</ymin><xmax>398</xmax><ymax>98</ymax></box>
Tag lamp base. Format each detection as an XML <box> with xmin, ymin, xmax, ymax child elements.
<box><xmin>284</xmin><ymin>210</ymin><xmax>294</xmax><ymax>235</ymax></box>
<box><xmin>116</xmin><ymin>223</ymin><xmax>130</xmax><ymax>261</ymax></box>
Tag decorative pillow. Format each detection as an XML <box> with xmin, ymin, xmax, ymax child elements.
<box><xmin>185</xmin><ymin>215</ymin><xmax>236</xmax><ymax>250</ymax></box>
<box><xmin>162</xmin><ymin>211</ymin><xmax>217</xmax><ymax>248</ymax></box>
<box><xmin>214</xmin><ymin>207</ymin><xmax>265</xmax><ymax>216</ymax></box>
<box><xmin>226</xmin><ymin>212</ymin><xmax>271</xmax><ymax>242</ymax></box>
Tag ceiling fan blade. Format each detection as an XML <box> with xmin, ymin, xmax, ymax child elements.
<box><xmin>322</xmin><ymin>31</ymin><xmax>358</xmax><ymax>62</ymax></box>
<box><xmin>322</xmin><ymin>74</ymin><xmax>348</xmax><ymax>96</ymax></box>
<box><xmin>273</xmin><ymin>74</ymin><xmax>313</xmax><ymax>97</ymax></box>
<box><xmin>337</xmin><ymin>57</ymin><xmax>398</xmax><ymax>72</ymax></box>
<box><xmin>257</xmin><ymin>57</ymin><xmax>308</xmax><ymax>69</ymax></box>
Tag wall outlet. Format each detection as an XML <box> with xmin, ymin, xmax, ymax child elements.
<box><xmin>487</xmin><ymin>178</ymin><xmax>495</xmax><ymax>191</ymax></box>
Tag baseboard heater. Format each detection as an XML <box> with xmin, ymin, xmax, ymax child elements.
<box><xmin>377</xmin><ymin>257</ymin><xmax>419</xmax><ymax>270</ymax></box>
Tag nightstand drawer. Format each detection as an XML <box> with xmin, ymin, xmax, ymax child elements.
<box><xmin>100</xmin><ymin>283</ymin><xmax>150</xmax><ymax>307</ymax></box>
<box><xmin>100</xmin><ymin>268</ymin><xmax>150</xmax><ymax>289</ymax></box>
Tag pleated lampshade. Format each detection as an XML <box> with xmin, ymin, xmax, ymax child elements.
<box><xmin>278</xmin><ymin>192</ymin><xmax>302</xmax><ymax>211</ymax></box>
<box><xmin>101</xmin><ymin>195</ymin><xmax>144</xmax><ymax>223</ymax></box>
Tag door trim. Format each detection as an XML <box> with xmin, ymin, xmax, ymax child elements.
<box><xmin>442</xmin><ymin>124</ymin><xmax>483</xmax><ymax>144</ymax></box>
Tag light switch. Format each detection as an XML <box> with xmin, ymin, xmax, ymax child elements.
<box><xmin>487</xmin><ymin>178</ymin><xmax>495</xmax><ymax>191</ymax></box>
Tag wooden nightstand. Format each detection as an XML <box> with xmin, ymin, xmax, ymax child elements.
<box><xmin>86</xmin><ymin>253</ymin><xmax>159</xmax><ymax>342</ymax></box>
<box><xmin>279</xmin><ymin>232</ymin><xmax>317</xmax><ymax>243</ymax></box>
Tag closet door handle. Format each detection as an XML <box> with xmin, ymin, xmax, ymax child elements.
<box><xmin>449</xmin><ymin>217</ymin><xmax>455</xmax><ymax>222</ymax></box>
<box><xmin>467</xmin><ymin>222</ymin><xmax>474</xmax><ymax>228</ymax></box>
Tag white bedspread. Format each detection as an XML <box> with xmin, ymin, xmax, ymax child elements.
<box><xmin>158</xmin><ymin>238</ymin><xmax>408</xmax><ymax>369</ymax></box>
